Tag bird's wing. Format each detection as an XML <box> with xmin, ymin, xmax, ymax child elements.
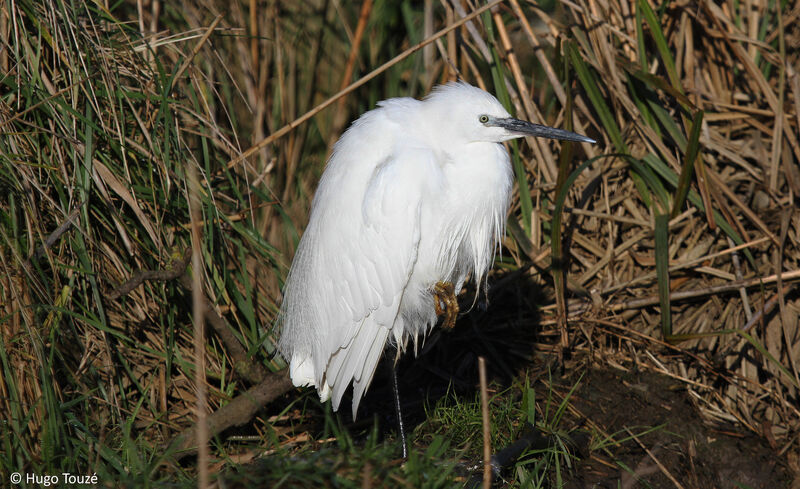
<box><xmin>279</xmin><ymin>143</ymin><xmax>441</xmax><ymax>418</ymax></box>
<box><xmin>325</xmin><ymin>146</ymin><xmax>442</xmax><ymax>417</ymax></box>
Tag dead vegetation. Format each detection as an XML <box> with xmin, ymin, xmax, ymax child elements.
<box><xmin>0</xmin><ymin>0</ymin><xmax>798</xmax><ymax>485</ymax></box>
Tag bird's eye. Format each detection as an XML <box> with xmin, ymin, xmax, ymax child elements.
<box><xmin>479</xmin><ymin>115</ymin><xmax>489</xmax><ymax>124</ymax></box>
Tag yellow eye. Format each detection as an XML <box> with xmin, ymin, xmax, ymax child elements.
<box><xmin>479</xmin><ymin>115</ymin><xmax>489</xmax><ymax>124</ymax></box>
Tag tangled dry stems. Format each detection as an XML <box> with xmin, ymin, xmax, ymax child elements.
<box><xmin>1</xmin><ymin>0</ymin><xmax>798</xmax><ymax>474</ymax></box>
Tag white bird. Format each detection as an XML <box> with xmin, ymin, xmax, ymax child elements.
<box><xmin>277</xmin><ymin>82</ymin><xmax>593</xmax><ymax>423</ymax></box>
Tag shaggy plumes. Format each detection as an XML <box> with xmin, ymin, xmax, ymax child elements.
<box><xmin>276</xmin><ymin>82</ymin><xmax>592</xmax><ymax>419</ymax></box>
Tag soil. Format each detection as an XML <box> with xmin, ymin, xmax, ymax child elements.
<box><xmin>555</xmin><ymin>368</ymin><xmax>793</xmax><ymax>489</ymax></box>
<box><xmin>358</xmin><ymin>338</ymin><xmax>795</xmax><ymax>488</ymax></box>
<box><xmin>248</xmin><ymin>273</ymin><xmax>797</xmax><ymax>488</ymax></box>
<box><xmin>352</xmin><ymin>276</ymin><xmax>797</xmax><ymax>488</ymax></box>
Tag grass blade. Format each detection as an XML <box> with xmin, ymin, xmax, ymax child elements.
<box><xmin>654</xmin><ymin>213</ymin><xmax>671</xmax><ymax>339</ymax></box>
<box><xmin>672</xmin><ymin>110</ymin><xmax>704</xmax><ymax>217</ymax></box>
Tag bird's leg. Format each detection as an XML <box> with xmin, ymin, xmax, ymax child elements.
<box><xmin>432</xmin><ymin>281</ymin><xmax>459</xmax><ymax>329</ymax></box>
<box><xmin>390</xmin><ymin>360</ymin><xmax>408</xmax><ymax>459</ymax></box>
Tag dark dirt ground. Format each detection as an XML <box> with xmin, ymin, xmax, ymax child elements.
<box><xmin>238</xmin><ymin>359</ymin><xmax>796</xmax><ymax>489</ymax></box>
<box><xmin>353</xmin><ymin>275</ymin><xmax>799</xmax><ymax>488</ymax></box>
<box><xmin>355</xmin><ymin>335</ymin><xmax>796</xmax><ymax>488</ymax></box>
<box><xmin>222</xmin><ymin>272</ymin><xmax>798</xmax><ymax>488</ymax></box>
<box><xmin>555</xmin><ymin>368</ymin><xmax>793</xmax><ymax>489</ymax></box>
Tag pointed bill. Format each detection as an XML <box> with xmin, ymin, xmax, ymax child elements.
<box><xmin>493</xmin><ymin>117</ymin><xmax>596</xmax><ymax>144</ymax></box>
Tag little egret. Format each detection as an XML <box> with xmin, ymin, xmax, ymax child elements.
<box><xmin>277</xmin><ymin>81</ymin><xmax>594</xmax><ymax>439</ymax></box>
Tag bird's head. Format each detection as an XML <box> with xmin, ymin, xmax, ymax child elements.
<box><xmin>423</xmin><ymin>81</ymin><xmax>595</xmax><ymax>146</ymax></box>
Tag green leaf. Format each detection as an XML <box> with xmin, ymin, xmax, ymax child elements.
<box><xmin>654</xmin><ymin>213</ymin><xmax>671</xmax><ymax>338</ymax></box>
<box><xmin>567</xmin><ymin>42</ymin><xmax>626</xmax><ymax>152</ymax></box>
<box><xmin>672</xmin><ymin>110</ymin><xmax>704</xmax><ymax>217</ymax></box>
<box><xmin>638</xmin><ymin>0</ymin><xmax>681</xmax><ymax>92</ymax></box>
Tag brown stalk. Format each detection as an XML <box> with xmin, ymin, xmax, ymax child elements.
<box><xmin>479</xmin><ymin>356</ymin><xmax>492</xmax><ymax>489</ymax></box>
<box><xmin>225</xmin><ymin>0</ymin><xmax>506</xmax><ymax>172</ymax></box>
<box><xmin>567</xmin><ymin>269</ymin><xmax>800</xmax><ymax>316</ymax></box>
<box><xmin>329</xmin><ymin>0</ymin><xmax>375</xmax><ymax>145</ymax></box>
<box><xmin>170</xmin><ymin>15</ymin><xmax>224</xmax><ymax>94</ymax></box>
<box><xmin>188</xmin><ymin>157</ymin><xmax>209</xmax><ymax>489</ymax></box>
<box><xmin>167</xmin><ymin>369</ymin><xmax>293</xmax><ymax>459</ymax></box>
<box><xmin>109</xmin><ymin>248</ymin><xmax>269</xmax><ymax>385</ymax></box>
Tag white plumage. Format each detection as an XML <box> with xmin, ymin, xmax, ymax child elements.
<box><xmin>277</xmin><ymin>82</ymin><xmax>593</xmax><ymax>419</ymax></box>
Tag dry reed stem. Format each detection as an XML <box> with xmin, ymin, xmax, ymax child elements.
<box><xmin>4</xmin><ymin>0</ymin><xmax>799</xmax><ymax>474</ymax></box>
<box><xmin>478</xmin><ymin>356</ymin><xmax>492</xmax><ymax>489</ymax></box>
<box><xmin>330</xmin><ymin>0</ymin><xmax>374</xmax><ymax>141</ymax></box>
<box><xmin>225</xmin><ymin>0</ymin><xmax>505</xmax><ymax>172</ymax></box>
<box><xmin>188</xmin><ymin>157</ymin><xmax>209</xmax><ymax>489</ymax></box>
<box><xmin>623</xmin><ymin>427</ymin><xmax>686</xmax><ymax>489</ymax></box>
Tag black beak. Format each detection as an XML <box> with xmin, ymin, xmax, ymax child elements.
<box><xmin>493</xmin><ymin>117</ymin><xmax>595</xmax><ymax>144</ymax></box>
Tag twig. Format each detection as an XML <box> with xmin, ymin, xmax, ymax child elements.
<box><xmin>178</xmin><ymin>274</ymin><xmax>270</xmax><ymax>385</ymax></box>
<box><xmin>711</xmin><ymin>283</ymin><xmax>795</xmax><ymax>363</ymax></box>
<box><xmin>742</xmin><ymin>283</ymin><xmax>794</xmax><ymax>334</ymax></box>
<box><xmin>167</xmin><ymin>369</ymin><xmax>293</xmax><ymax>460</ymax></box>
<box><xmin>108</xmin><ymin>248</ymin><xmax>192</xmax><ymax>301</ymax></box>
<box><xmin>109</xmin><ymin>247</ymin><xmax>269</xmax><ymax>385</ymax></box>
<box><xmin>613</xmin><ymin>268</ymin><xmax>800</xmax><ymax>310</ymax></box>
<box><xmin>30</xmin><ymin>199</ymin><xmax>87</xmax><ymax>261</ymax></box>
<box><xmin>598</xmin><ymin>236</ymin><xmax>771</xmax><ymax>295</ymax></box>
<box><xmin>706</xmin><ymin>168</ymin><xmax>780</xmax><ymax>246</ymax></box>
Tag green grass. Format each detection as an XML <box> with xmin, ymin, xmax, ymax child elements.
<box><xmin>0</xmin><ymin>0</ymin><xmax>280</xmax><ymax>484</ymax></box>
<box><xmin>214</xmin><ymin>405</ymin><xmax>461</xmax><ymax>488</ymax></box>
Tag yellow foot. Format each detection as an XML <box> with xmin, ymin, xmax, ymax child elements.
<box><xmin>432</xmin><ymin>281</ymin><xmax>459</xmax><ymax>329</ymax></box>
